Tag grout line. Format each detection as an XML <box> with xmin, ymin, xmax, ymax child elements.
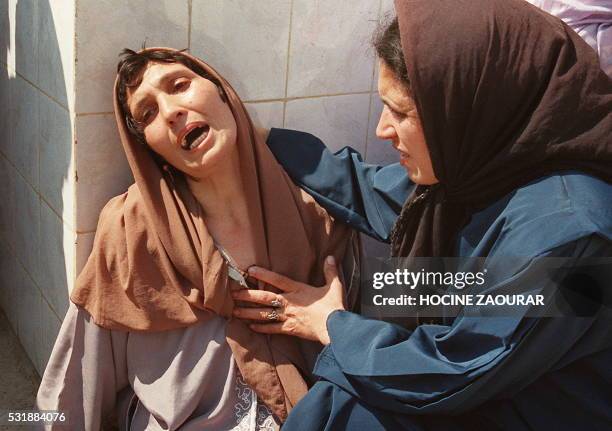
<box><xmin>187</xmin><ymin>0</ymin><xmax>193</xmax><ymax>51</ymax></box>
<box><xmin>2</xmin><ymin>56</ymin><xmax>70</xmax><ymax>113</ymax></box>
<box><xmin>282</xmin><ymin>0</ymin><xmax>294</xmax><ymax>127</ymax></box>
<box><xmin>0</xmin><ymin>151</ymin><xmax>78</xmax><ymax>232</ymax></box>
<box><xmin>9</xmin><ymin>69</ymin><xmax>71</xmax><ymax>113</ymax></box>
<box><xmin>74</xmin><ymin>91</ymin><xmax>378</xmax><ymax>117</ymax></box>
<box><xmin>1</xmin><ymin>232</ymin><xmax>64</xmax><ymax>324</ymax></box>
<box><xmin>364</xmin><ymin>0</ymin><xmax>385</xmax><ymax>161</ymax></box>
<box><xmin>244</xmin><ymin>90</ymin><xmax>373</xmax><ymax>105</ymax></box>
<box><xmin>76</xmin><ymin>111</ymin><xmax>114</xmax><ymax>117</ymax></box>
<box><xmin>76</xmin><ymin>229</ymin><xmax>96</xmax><ymax>235</ymax></box>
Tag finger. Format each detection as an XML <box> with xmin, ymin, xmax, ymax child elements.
<box><xmin>232</xmin><ymin>307</ymin><xmax>287</xmax><ymax>322</ymax></box>
<box><xmin>323</xmin><ymin>256</ymin><xmax>341</xmax><ymax>286</ymax></box>
<box><xmin>231</xmin><ymin>289</ymin><xmax>279</xmax><ymax>306</ymax></box>
<box><xmin>249</xmin><ymin>322</ymin><xmax>290</xmax><ymax>335</ymax></box>
<box><xmin>247</xmin><ymin>267</ymin><xmax>299</xmax><ymax>292</ymax></box>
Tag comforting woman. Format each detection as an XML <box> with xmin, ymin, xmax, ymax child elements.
<box><xmin>237</xmin><ymin>0</ymin><xmax>612</xmax><ymax>429</ymax></box>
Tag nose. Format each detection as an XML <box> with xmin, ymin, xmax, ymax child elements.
<box><xmin>158</xmin><ymin>94</ymin><xmax>185</xmax><ymax>126</ymax></box>
<box><xmin>376</xmin><ymin>106</ymin><xmax>396</xmax><ymax>142</ymax></box>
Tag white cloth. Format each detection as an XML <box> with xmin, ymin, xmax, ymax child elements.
<box><xmin>35</xmin><ymin>304</ymin><xmax>278</xmax><ymax>431</ymax></box>
<box><xmin>527</xmin><ymin>0</ymin><xmax>612</xmax><ymax>77</ymax></box>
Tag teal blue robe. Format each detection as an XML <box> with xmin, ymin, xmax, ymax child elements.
<box><xmin>267</xmin><ymin>128</ymin><xmax>612</xmax><ymax>430</ymax></box>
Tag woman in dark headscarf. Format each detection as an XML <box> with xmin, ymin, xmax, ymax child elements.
<box><xmin>235</xmin><ymin>0</ymin><xmax>612</xmax><ymax>429</ymax></box>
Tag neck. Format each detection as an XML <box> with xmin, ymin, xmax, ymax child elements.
<box><xmin>186</xmin><ymin>149</ymin><xmax>248</xmax><ymax>225</ymax></box>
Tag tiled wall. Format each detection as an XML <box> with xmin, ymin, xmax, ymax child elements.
<box><xmin>73</xmin><ymin>0</ymin><xmax>398</xmax><ymax>249</ymax></box>
<box><xmin>1</xmin><ymin>0</ymin><xmax>399</xmax><ymax>376</ymax></box>
<box><xmin>0</xmin><ymin>0</ymin><xmax>74</xmax><ymax>375</ymax></box>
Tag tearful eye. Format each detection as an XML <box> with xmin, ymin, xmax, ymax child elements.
<box><xmin>174</xmin><ymin>80</ymin><xmax>190</xmax><ymax>92</ymax></box>
<box><xmin>387</xmin><ymin>105</ymin><xmax>405</xmax><ymax>119</ymax></box>
<box><xmin>141</xmin><ymin>107</ymin><xmax>157</xmax><ymax>124</ymax></box>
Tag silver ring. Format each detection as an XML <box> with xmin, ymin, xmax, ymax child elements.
<box><xmin>266</xmin><ymin>310</ymin><xmax>280</xmax><ymax>321</ymax></box>
<box><xmin>270</xmin><ymin>299</ymin><xmax>283</xmax><ymax>308</ymax></box>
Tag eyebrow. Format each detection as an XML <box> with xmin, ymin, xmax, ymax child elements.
<box><xmin>130</xmin><ymin>69</ymin><xmax>188</xmax><ymax>116</ymax></box>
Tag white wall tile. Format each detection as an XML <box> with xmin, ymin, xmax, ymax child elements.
<box><xmin>0</xmin><ymin>67</ymin><xmax>10</xmax><ymax>152</ymax></box>
<box><xmin>14</xmin><ymin>0</ymin><xmax>39</xmax><ymax>84</ymax></box>
<box><xmin>39</xmin><ymin>202</ymin><xmax>75</xmax><ymax>319</ymax></box>
<box><xmin>38</xmin><ymin>0</ymin><xmax>75</xmax><ymax>110</ymax></box>
<box><xmin>40</xmin><ymin>95</ymin><xmax>75</xmax><ymax>227</ymax></box>
<box><xmin>285</xmin><ymin>93</ymin><xmax>370</xmax><ymax>154</ymax></box>
<box><xmin>287</xmin><ymin>0</ymin><xmax>379</xmax><ymax>97</ymax></box>
<box><xmin>0</xmin><ymin>238</ymin><xmax>15</xmax><ymax>316</ymax></box>
<box><xmin>75</xmin><ymin>0</ymin><xmax>189</xmax><ymax>113</ymax></box>
<box><xmin>245</xmin><ymin>102</ymin><xmax>284</xmax><ymax>130</ymax></box>
<box><xmin>3</xmin><ymin>1</ymin><xmax>17</xmax><ymax>72</ymax></box>
<box><xmin>365</xmin><ymin>95</ymin><xmax>398</xmax><ymax>165</ymax></box>
<box><xmin>8</xmin><ymin>76</ymin><xmax>39</xmax><ymax>188</ymax></box>
<box><xmin>13</xmin><ymin>173</ymin><xmax>40</xmax><ymax>283</ymax></box>
<box><xmin>76</xmin><ymin>231</ymin><xmax>95</xmax><ymax>276</ymax></box>
<box><xmin>39</xmin><ymin>298</ymin><xmax>61</xmax><ymax>373</ymax></box>
<box><xmin>0</xmin><ymin>1</ymin><xmax>11</xmax><ymax>69</ymax></box>
<box><xmin>1</xmin><ymin>249</ymin><xmax>21</xmax><ymax>332</ymax></box>
<box><xmin>17</xmin><ymin>272</ymin><xmax>42</xmax><ymax>374</ymax></box>
<box><xmin>0</xmin><ymin>155</ymin><xmax>16</xmax><ymax>246</ymax></box>
<box><xmin>191</xmin><ymin>0</ymin><xmax>291</xmax><ymax>101</ymax></box>
<box><xmin>75</xmin><ymin>114</ymin><xmax>133</xmax><ymax>232</ymax></box>
<box><xmin>381</xmin><ymin>0</ymin><xmax>395</xmax><ymax>17</ymax></box>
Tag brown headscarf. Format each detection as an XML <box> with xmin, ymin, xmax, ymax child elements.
<box><xmin>70</xmin><ymin>48</ymin><xmax>353</xmax><ymax>421</ymax></box>
<box><xmin>390</xmin><ymin>0</ymin><xmax>612</xmax><ymax>257</ymax></box>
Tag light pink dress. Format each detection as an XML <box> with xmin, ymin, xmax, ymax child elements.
<box><xmin>36</xmin><ymin>304</ymin><xmax>278</xmax><ymax>430</ymax></box>
<box><xmin>527</xmin><ymin>0</ymin><xmax>612</xmax><ymax>77</ymax></box>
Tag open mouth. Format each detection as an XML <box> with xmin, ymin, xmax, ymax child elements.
<box><xmin>181</xmin><ymin>125</ymin><xmax>210</xmax><ymax>151</ymax></box>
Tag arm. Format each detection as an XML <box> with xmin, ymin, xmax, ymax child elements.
<box><xmin>266</xmin><ymin>128</ymin><xmax>413</xmax><ymax>242</ymax></box>
<box><xmin>308</xmin><ymin>234</ymin><xmax>612</xmax><ymax>415</ymax></box>
<box><xmin>36</xmin><ymin>304</ymin><xmax>129</xmax><ymax>430</ymax></box>
<box><xmin>238</xmin><ymin>233</ymin><xmax>612</xmax><ymax>417</ymax></box>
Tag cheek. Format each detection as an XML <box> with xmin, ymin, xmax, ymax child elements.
<box><xmin>143</xmin><ymin>122</ymin><xmax>169</xmax><ymax>153</ymax></box>
<box><xmin>395</xmin><ymin>121</ymin><xmax>421</xmax><ymax>152</ymax></box>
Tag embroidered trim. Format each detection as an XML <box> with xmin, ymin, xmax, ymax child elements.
<box><xmin>231</xmin><ymin>372</ymin><xmax>277</xmax><ymax>431</ymax></box>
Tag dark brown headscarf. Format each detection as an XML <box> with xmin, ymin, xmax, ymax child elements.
<box><xmin>70</xmin><ymin>48</ymin><xmax>353</xmax><ymax>421</ymax></box>
<box><xmin>391</xmin><ymin>0</ymin><xmax>612</xmax><ymax>257</ymax></box>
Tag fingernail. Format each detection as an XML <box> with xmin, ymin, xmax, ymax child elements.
<box><xmin>326</xmin><ymin>256</ymin><xmax>335</xmax><ymax>265</ymax></box>
<box><xmin>248</xmin><ymin>266</ymin><xmax>259</xmax><ymax>275</ymax></box>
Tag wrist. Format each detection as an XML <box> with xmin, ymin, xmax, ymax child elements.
<box><xmin>320</xmin><ymin>308</ymin><xmax>344</xmax><ymax>345</ymax></box>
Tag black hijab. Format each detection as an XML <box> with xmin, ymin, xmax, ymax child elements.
<box><xmin>390</xmin><ymin>0</ymin><xmax>612</xmax><ymax>257</ymax></box>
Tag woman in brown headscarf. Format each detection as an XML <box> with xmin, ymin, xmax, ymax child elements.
<box><xmin>35</xmin><ymin>48</ymin><xmax>358</xmax><ymax>430</ymax></box>
<box><xmin>235</xmin><ymin>0</ymin><xmax>612</xmax><ymax>429</ymax></box>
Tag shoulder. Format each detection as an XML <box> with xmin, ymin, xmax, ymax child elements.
<box><xmin>508</xmin><ymin>172</ymin><xmax>612</xmax><ymax>228</ymax></box>
<box><xmin>96</xmin><ymin>183</ymin><xmax>145</xmax><ymax>228</ymax></box>
<box><xmin>459</xmin><ymin>172</ymin><xmax>612</xmax><ymax>256</ymax></box>
<box><xmin>267</xmin><ymin>127</ymin><xmax>324</xmax><ymax>146</ymax></box>
<box><xmin>89</xmin><ymin>183</ymin><xmax>154</xmax><ymax>263</ymax></box>
<box><xmin>508</xmin><ymin>171</ymin><xmax>612</xmax><ymax>216</ymax></box>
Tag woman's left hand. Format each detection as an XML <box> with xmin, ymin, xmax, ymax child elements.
<box><xmin>231</xmin><ymin>256</ymin><xmax>345</xmax><ymax>345</ymax></box>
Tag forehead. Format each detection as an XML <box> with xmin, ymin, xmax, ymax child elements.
<box><xmin>377</xmin><ymin>60</ymin><xmax>412</xmax><ymax>107</ymax></box>
<box><xmin>127</xmin><ymin>62</ymin><xmax>194</xmax><ymax>104</ymax></box>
